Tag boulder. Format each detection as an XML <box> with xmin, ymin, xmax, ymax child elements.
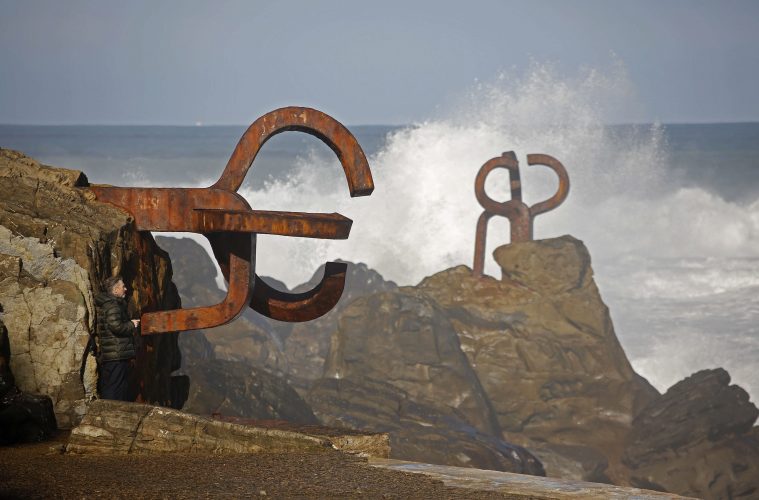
<box><xmin>0</xmin><ymin>149</ymin><xmax>184</xmax><ymax>427</ymax></box>
<box><xmin>623</xmin><ymin>368</ymin><xmax>759</xmax><ymax>499</ymax></box>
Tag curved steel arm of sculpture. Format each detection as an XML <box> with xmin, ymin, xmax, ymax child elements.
<box><xmin>527</xmin><ymin>154</ymin><xmax>569</xmax><ymax>217</ymax></box>
<box><xmin>250</xmin><ymin>262</ymin><xmax>347</xmax><ymax>322</ymax></box>
<box><xmin>213</xmin><ymin>106</ymin><xmax>374</xmax><ymax>197</ymax></box>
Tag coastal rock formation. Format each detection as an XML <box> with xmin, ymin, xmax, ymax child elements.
<box><xmin>0</xmin><ymin>316</ymin><xmax>57</xmax><ymax>444</ymax></box>
<box><xmin>623</xmin><ymin>368</ymin><xmax>759</xmax><ymax>499</ymax></box>
<box><xmin>66</xmin><ymin>399</ymin><xmax>390</xmax><ymax>459</ymax></box>
<box><xmin>417</xmin><ymin>237</ymin><xmax>660</xmax><ymax>481</ymax></box>
<box><xmin>308</xmin><ymin>235</ymin><xmax>657</xmax><ymax>480</ymax></box>
<box><xmin>282</xmin><ymin>260</ymin><xmax>397</xmax><ymax>392</ymax></box>
<box><xmin>0</xmin><ymin>149</ymin><xmax>183</xmax><ymax>427</ymax></box>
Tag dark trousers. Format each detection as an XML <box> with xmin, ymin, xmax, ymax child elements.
<box><xmin>99</xmin><ymin>359</ymin><xmax>133</xmax><ymax>401</ymax></box>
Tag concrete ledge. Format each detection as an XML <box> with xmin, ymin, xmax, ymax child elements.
<box><xmin>368</xmin><ymin>458</ymin><xmax>694</xmax><ymax>499</ymax></box>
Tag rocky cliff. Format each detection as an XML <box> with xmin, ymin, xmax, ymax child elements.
<box><xmin>305</xmin><ymin>236</ymin><xmax>759</xmax><ymax>498</ymax></box>
<box><xmin>152</xmin><ymin>230</ymin><xmax>759</xmax><ymax>497</ymax></box>
<box><xmin>0</xmin><ymin>149</ymin><xmax>184</xmax><ymax>427</ymax></box>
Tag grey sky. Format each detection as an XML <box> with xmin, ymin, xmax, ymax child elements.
<box><xmin>1</xmin><ymin>0</ymin><xmax>757</xmax><ymax>125</ymax></box>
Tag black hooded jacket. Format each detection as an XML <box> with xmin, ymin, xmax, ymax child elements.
<box><xmin>94</xmin><ymin>292</ymin><xmax>136</xmax><ymax>362</ymax></box>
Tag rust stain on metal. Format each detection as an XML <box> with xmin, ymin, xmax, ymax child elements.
<box><xmin>472</xmin><ymin>151</ymin><xmax>569</xmax><ymax>278</ymax></box>
<box><xmin>90</xmin><ymin>107</ymin><xmax>374</xmax><ymax>334</ymax></box>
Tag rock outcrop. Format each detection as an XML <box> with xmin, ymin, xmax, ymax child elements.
<box><xmin>623</xmin><ymin>368</ymin><xmax>759</xmax><ymax>499</ymax></box>
<box><xmin>66</xmin><ymin>399</ymin><xmax>390</xmax><ymax>458</ymax></box>
<box><xmin>0</xmin><ymin>149</ymin><xmax>184</xmax><ymax>427</ymax></box>
<box><xmin>0</xmin><ymin>315</ymin><xmax>57</xmax><ymax>444</ymax></box>
<box><xmin>307</xmin><ymin>235</ymin><xmax>657</xmax><ymax>480</ymax></box>
<box><xmin>281</xmin><ymin>260</ymin><xmax>397</xmax><ymax>392</ymax></box>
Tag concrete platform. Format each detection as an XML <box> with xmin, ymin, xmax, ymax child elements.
<box><xmin>368</xmin><ymin>458</ymin><xmax>693</xmax><ymax>499</ymax></box>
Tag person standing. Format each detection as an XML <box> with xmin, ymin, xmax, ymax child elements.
<box><xmin>95</xmin><ymin>276</ymin><xmax>140</xmax><ymax>401</ymax></box>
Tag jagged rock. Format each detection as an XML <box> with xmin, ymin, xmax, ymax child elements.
<box><xmin>181</xmin><ymin>359</ymin><xmax>318</xmax><ymax>424</ymax></box>
<box><xmin>323</xmin><ymin>289</ymin><xmax>502</xmax><ymax>437</ymax></box>
<box><xmin>282</xmin><ymin>260</ymin><xmax>397</xmax><ymax>392</ymax></box>
<box><xmin>309</xmin><ymin>377</ymin><xmax>544</xmax><ymax>475</ymax></box>
<box><xmin>66</xmin><ymin>399</ymin><xmax>330</xmax><ymax>454</ymax></box>
<box><xmin>0</xmin><ymin>149</ymin><xmax>184</xmax><ymax>427</ymax></box>
<box><xmin>308</xmin><ymin>235</ymin><xmax>661</xmax><ymax>481</ymax></box>
<box><xmin>623</xmin><ymin>368</ymin><xmax>759</xmax><ymax>499</ymax></box>
<box><xmin>0</xmin><ymin>316</ymin><xmax>57</xmax><ymax>444</ymax></box>
<box><xmin>413</xmin><ymin>236</ymin><xmax>660</xmax><ymax>481</ymax></box>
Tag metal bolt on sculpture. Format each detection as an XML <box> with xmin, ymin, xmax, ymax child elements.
<box><xmin>472</xmin><ymin>151</ymin><xmax>569</xmax><ymax>278</ymax></box>
<box><xmin>90</xmin><ymin>107</ymin><xmax>374</xmax><ymax>334</ymax></box>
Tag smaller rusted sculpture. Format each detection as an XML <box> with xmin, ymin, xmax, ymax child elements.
<box><xmin>472</xmin><ymin>151</ymin><xmax>569</xmax><ymax>278</ymax></box>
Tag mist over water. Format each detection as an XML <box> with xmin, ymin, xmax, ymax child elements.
<box><xmin>2</xmin><ymin>63</ymin><xmax>757</xmax><ymax>403</ymax></box>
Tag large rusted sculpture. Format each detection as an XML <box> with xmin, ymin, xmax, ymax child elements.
<box><xmin>90</xmin><ymin>107</ymin><xmax>374</xmax><ymax>334</ymax></box>
<box><xmin>472</xmin><ymin>151</ymin><xmax>569</xmax><ymax>278</ymax></box>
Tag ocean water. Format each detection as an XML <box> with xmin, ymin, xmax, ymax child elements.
<box><xmin>2</xmin><ymin>66</ymin><xmax>758</xmax><ymax>403</ymax></box>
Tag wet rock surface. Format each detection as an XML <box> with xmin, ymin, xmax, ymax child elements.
<box><xmin>0</xmin><ymin>149</ymin><xmax>184</xmax><ymax>426</ymax></box>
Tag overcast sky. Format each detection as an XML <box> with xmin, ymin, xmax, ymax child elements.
<box><xmin>1</xmin><ymin>0</ymin><xmax>757</xmax><ymax>125</ymax></box>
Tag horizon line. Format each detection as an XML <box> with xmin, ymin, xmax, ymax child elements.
<box><xmin>1</xmin><ymin>120</ymin><xmax>759</xmax><ymax>127</ymax></box>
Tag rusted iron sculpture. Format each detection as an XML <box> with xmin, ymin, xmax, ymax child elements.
<box><xmin>472</xmin><ymin>151</ymin><xmax>569</xmax><ymax>278</ymax></box>
<box><xmin>91</xmin><ymin>107</ymin><xmax>374</xmax><ymax>334</ymax></box>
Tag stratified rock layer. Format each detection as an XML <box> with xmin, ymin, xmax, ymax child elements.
<box><xmin>0</xmin><ymin>149</ymin><xmax>183</xmax><ymax>427</ymax></box>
